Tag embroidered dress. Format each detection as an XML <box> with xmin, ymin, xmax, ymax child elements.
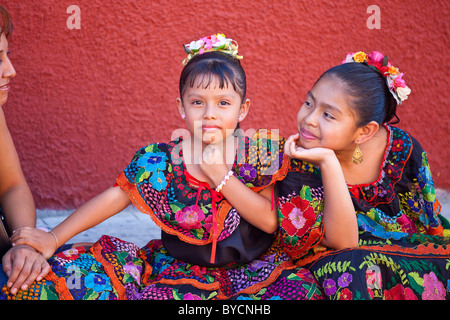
<box><xmin>277</xmin><ymin>124</ymin><xmax>450</xmax><ymax>300</ymax></box>
<box><xmin>0</xmin><ymin>130</ymin><xmax>323</xmax><ymax>300</ymax></box>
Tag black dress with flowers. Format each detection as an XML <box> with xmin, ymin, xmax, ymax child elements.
<box><xmin>0</xmin><ymin>130</ymin><xmax>324</xmax><ymax>300</ymax></box>
<box><xmin>276</xmin><ymin>124</ymin><xmax>450</xmax><ymax>300</ymax></box>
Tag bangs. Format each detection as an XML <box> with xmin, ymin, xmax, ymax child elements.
<box><xmin>0</xmin><ymin>6</ymin><xmax>13</xmax><ymax>39</ymax></box>
<box><xmin>187</xmin><ymin>61</ymin><xmax>235</xmax><ymax>92</ymax></box>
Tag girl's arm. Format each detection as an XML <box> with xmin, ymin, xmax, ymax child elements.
<box><xmin>11</xmin><ymin>186</ymin><xmax>131</xmax><ymax>259</ymax></box>
<box><xmin>285</xmin><ymin>134</ymin><xmax>359</xmax><ymax>250</ymax></box>
<box><xmin>200</xmin><ymin>144</ymin><xmax>277</xmax><ymax>234</ymax></box>
<box><xmin>217</xmin><ymin>175</ymin><xmax>276</xmax><ymax>234</ymax></box>
<box><xmin>0</xmin><ymin>109</ymin><xmax>50</xmax><ymax>295</ymax></box>
<box><xmin>0</xmin><ymin>109</ymin><xmax>36</xmax><ymax>230</ymax></box>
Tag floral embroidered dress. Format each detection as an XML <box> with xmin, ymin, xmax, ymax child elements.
<box><xmin>276</xmin><ymin>125</ymin><xmax>450</xmax><ymax>300</ymax></box>
<box><xmin>0</xmin><ymin>130</ymin><xmax>323</xmax><ymax>300</ymax></box>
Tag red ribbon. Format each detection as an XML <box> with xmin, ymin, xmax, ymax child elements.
<box><xmin>184</xmin><ymin>171</ymin><xmax>223</xmax><ymax>264</ymax></box>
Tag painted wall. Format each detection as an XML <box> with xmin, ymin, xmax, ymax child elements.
<box><xmin>2</xmin><ymin>0</ymin><xmax>449</xmax><ymax>208</ymax></box>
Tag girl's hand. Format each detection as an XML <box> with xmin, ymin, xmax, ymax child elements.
<box><xmin>2</xmin><ymin>245</ymin><xmax>51</xmax><ymax>295</ymax></box>
<box><xmin>284</xmin><ymin>133</ymin><xmax>336</xmax><ymax>166</ymax></box>
<box><xmin>10</xmin><ymin>227</ymin><xmax>58</xmax><ymax>259</ymax></box>
<box><xmin>199</xmin><ymin>144</ymin><xmax>229</xmax><ymax>186</ymax></box>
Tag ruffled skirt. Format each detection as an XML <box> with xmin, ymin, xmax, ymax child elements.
<box><xmin>297</xmin><ymin>231</ymin><xmax>450</xmax><ymax>300</ymax></box>
<box><xmin>0</xmin><ymin>235</ymin><xmax>324</xmax><ymax>300</ymax></box>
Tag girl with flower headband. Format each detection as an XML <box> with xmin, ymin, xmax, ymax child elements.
<box><xmin>277</xmin><ymin>51</ymin><xmax>450</xmax><ymax>300</ymax></box>
<box><xmin>4</xmin><ymin>34</ymin><xmax>323</xmax><ymax>300</ymax></box>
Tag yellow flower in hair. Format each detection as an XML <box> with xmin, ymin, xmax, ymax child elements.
<box><xmin>388</xmin><ymin>66</ymin><xmax>400</xmax><ymax>75</ymax></box>
<box><xmin>353</xmin><ymin>51</ymin><xmax>368</xmax><ymax>63</ymax></box>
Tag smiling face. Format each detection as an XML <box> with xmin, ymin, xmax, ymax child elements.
<box><xmin>296</xmin><ymin>76</ymin><xmax>361</xmax><ymax>154</ymax></box>
<box><xmin>0</xmin><ymin>33</ymin><xmax>15</xmax><ymax>106</ymax></box>
<box><xmin>177</xmin><ymin>75</ymin><xmax>249</xmax><ymax>147</ymax></box>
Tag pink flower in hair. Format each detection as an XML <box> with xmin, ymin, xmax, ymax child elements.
<box><xmin>368</xmin><ymin>51</ymin><xmax>385</xmax><ymax>63</ymax></box>
<box><xmin>394</xmin><ymin>73</ymin><xmax>406</xmax><ymax>88</ymax></box>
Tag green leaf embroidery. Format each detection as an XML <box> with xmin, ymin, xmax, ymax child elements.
<box><xmin>40</xmin><ymin>285</ymin><xmax>59</xmax><ymax>300</ymax></box>
<box><xmin>84</xmin><ymin>288</ymin><xmax>100</xmax><ymax>300</ymax></box>
<box><xmin>407</xmin><ymin>272</ymin><xmax>424</xmax><ymax>295</ymax></box>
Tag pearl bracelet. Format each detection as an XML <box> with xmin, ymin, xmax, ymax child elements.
<box><xmin>215</xmin><ymin>170</ymin><xmax>234</xmax><ymax>193</ymax></box>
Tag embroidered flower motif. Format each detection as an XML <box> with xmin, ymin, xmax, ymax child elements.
<box><xmin>340</xmin><ymin>288</ymin><xmax>353</xmax><ymax>300</ymax></box>
<box><xmin>422</xmin><ymin>271</ymin><xmax>446</xmax><ymax>300</ymax></box>
<box><xmin>323</xmin><ymin>278</ymin><xmax>337</xmax><ymax>296</ymax></box>
<box><xmin>279</xmin><ymin>196</ymin><xmax>316</xmax><ymax>237</ymax></box>
<box><xmin>61</xmin><ymin>247</ymin><xmax>85</xmax><ymax>259</ymax></box>
<box><xmin>183</xmin><ymin>293</ymin><xmax>202</xmax><ymax>300</ymax></box>
<box><xmin>337</xmin><ymin>273</ymin><xmax>353</xmax><ymax>288</ymax></box>
<box><xmin>137</xmin><ymin>151</ymin><xmax>168</xmax><ymax>172</ymax></box>
<box><xmin>239</xmin><ymin>164</ymin><xmax>257</xmax><ymax>182</ymax></box>
<box><xmin>391</xmin><ymin>139</ymin><xmax>404</xmax><ymax>152</ymax></box>
<box><xmin>383</xmin><ymin>283</ymin><xmax>418</xmax><ymax>300</ymax></box>
<box><xmin>203</xmin><ymin>215</ymin><xmax>213</xmax><ymax>233</ymax></box>
<box><xmin>301</xmin><ymin>161</ymin><xmax>316</xmax><ymax>173</ymax></box>
<box><xmin>175</xmin><ymin>205</ymin><xmax>205</xmax><ymax>230</ymax></box>
<box><xmin>289</xmin><ymin>208</ymin><xmax>307</xmax><ymax>229</ymax></box>
<box><xmin>124</xmin><ymin>261</ymin><xmax>142</xmax><ymax>285</ymax></box>
<box><xmin>149</xmin><ymin>170</ymin><xmax>167</xmax><ymax>191</ymax></box>
<box><xmin>84</xmin><ymin>273</ymin><xmax>112</xmax><ymax>300</ymax></box>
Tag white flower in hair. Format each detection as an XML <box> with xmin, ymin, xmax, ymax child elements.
<box><xmin>396</xmin><ymin>86</ymin><xmax>411</xmax><ymax>102</ymax></box>
<box><xmin>212</xmin><ymin>34</ymin><xmax>227</xmax><ymax>47</ymax></box>
<box><xmin>187</xmin><ymin>39</ymin><xmax>204</xmax><ymax>51</ymax></box>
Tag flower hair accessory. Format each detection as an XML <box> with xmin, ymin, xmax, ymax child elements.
<box><xmin>182</xmin><ymin>33</ymin><xmax>243</xmax><ymax>65</ymax></box>
<box><xmin>342</xmin><ymin>51</ymin><xmax>411</xmax><ymax>105</ymax></box>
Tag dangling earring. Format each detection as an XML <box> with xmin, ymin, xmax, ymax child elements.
<box><xmin>352</xmin><ymin>144</ymin><xmax>363</xmax><ymax>164</ymax></box>
<box><xmin>181</xmin><ymin>114</ymin><xmax>185</xmax><ymax>119</ymax></box>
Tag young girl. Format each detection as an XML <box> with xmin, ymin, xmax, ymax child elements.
<box><xmin>4</xmin><ymin>34</ymin><xmax>323</xmax><ymax>300</ymax></box>
<box><xmin>277</xmin><ymin>51</ymin><xmax>450</xmax><ymax>300</ymax></box>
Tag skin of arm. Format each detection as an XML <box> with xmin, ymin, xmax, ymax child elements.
<box><xmin>199</xmin><ymin>144</ymin><xmax>278</xmax><ymax>234</ymax></box>
<box><xmin>11</xmin><ymin>186</ymin><xmax>131</xmax><ymax>259</ymax></box>
<box><xmin>0</xmin><ymin>109</ymin><xmax>36</xmax><ymax>230</ymax></box>
<box><xmin>0</xmin><ymin>108</ymin><xmax>51</xmax><ymax>294</ymax></box>
<box><xmin>284</xmin><ymin>134</ymin><xmax>359</xmax><ymax>250</ymax></box>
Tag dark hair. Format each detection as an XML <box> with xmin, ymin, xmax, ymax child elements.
<box><xmin>179</xmin><ymin>51</ymin><xmax>247</xmax><ymax>103</ymax></box>
<box><xmin>0</xmin><ymin>6</ymin><xmax>13</xmax><ymax>39</ymax></box>
<box><xmin>317</xmin><ymin>62</ymin><xmax>398</xmax><ymax>126</ymax></box>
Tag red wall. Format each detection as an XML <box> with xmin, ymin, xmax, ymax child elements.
<box><xmin>2</xmin><ymin>0</ymin><xmax>449</xmax><ymax>209</ymax></box>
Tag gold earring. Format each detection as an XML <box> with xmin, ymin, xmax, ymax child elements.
<box><xmin>352</xmin><ymin>144</ymin><xmax>363</xmax><ymax>164</ymax></box>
